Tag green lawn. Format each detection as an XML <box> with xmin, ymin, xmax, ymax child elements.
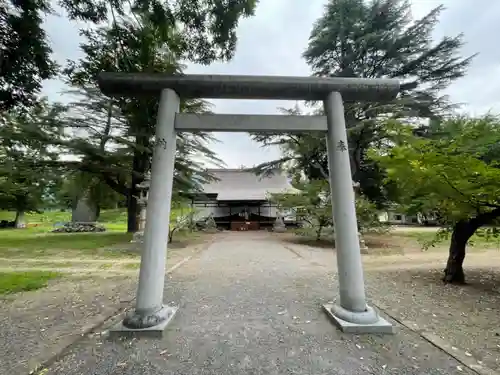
<box><xmin>0</xmin><ymin>206</ymin><xmax>201</xmax><ymax>259</ymax></box>
<box><xmin>0</xmin><ymin>208</ymin><xmax>127</xmax><ymax>224</ymax></box>
<box><xmin>0</xmin><ymin>231</ymin><xmax>135</xmax><ymax>258</ymax></box>
<box><xmin>400</xmin><ymin>229</ymin><xmax>500</xmax><ymax>249</ymax></box>
<box><xmin>0</xmin><ymin>209</ymin><xmax>132</xmax><ymax>257</ymax></box>
<box><xmin>0</xmin><ymin>271</ymin><xmax>61</xmax><ymax>295</ymax></box>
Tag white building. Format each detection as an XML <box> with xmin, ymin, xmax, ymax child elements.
<box><xmin>378</xmin><ymin>211</ymin><xmax>419</xmax><ymax>225</ymax></box>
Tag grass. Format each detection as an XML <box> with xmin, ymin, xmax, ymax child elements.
<box><xmin>283</xmin><ymin>226</ymin><xmax>500</xmax><ymax>254</ymax></box>
<box><xmin>400</xmin><ymin>230</ymin><xmax>500</xmax><ymax>250</ymax></box>
<box><xmin>0</xmin><ymin>231</ymin><xmax>134</xmax><ymax>257</ymax></box>
<box><xmin>0</xmin><ymin>207</ymin><xmax>185</xmax><ymax>226</ymax></box>
<box><xmin>0</xmin><ymin>207</ymin><xmax>204</xmax><ymax>259</ymax></box>
<box><xmin>0</xmin><ymin>231</ymin><xmax>137</xmax><ymax>259</ymax></box>
<box><xmin>0</xmin><ymin>208</ymin><xmax>127</xmax><ymax>224</ymax></box>
<box><xmin>6</xmin><ymin>260</ymin><xmax>78</xmax><ymax>268</ymax></box>
<box><xmin>0</xmin><ymin>208</ymin><xmax>135</xmax><ymax>258</ymax></box>
<box><xmin>0</xmin><ymin>271</ymin><xmax>61</xmax><ymax>295</ymax></box>
<box><xmin>123</xmin><ymin>262</ymin><xmax>141</xmax><ymax>269</ymax></box>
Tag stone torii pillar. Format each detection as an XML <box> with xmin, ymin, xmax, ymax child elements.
<box><xmin>97</xmin><ymin>73</ymin><xmax>400</xmax><ymax>336</ymax></box>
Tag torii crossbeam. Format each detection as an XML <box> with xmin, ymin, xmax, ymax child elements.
<box><xmin>97</xmin><ymin>73</ymin><xmax>400</xmax><ymax>337</ymax></box>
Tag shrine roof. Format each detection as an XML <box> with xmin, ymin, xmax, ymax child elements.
<box><xmin>198</xmin><ymin>169</ymin><xmax>299</xmax><ymax>201</ymax></box>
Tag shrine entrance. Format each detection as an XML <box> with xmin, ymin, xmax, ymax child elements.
<box><xmin>97</xmin><ymin>73</ymin><xmax>400</xmax><ymax>336</ymax></box>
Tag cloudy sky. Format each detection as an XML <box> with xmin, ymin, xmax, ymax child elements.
<box><xmin>42</xmin><ymin>0</ymin><xmax>500</xmax><ymax>168</ymax></box>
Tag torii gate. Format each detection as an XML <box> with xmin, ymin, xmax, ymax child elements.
<box><xmin>97</xmin><ymin>73</ymin><xmax>400</xmax><ymax>336</ymax></box>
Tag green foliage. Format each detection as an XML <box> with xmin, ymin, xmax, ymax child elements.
<box><xmin>56</xmin><ymin>8</ymin><xmax>228</xmax><ymax>231</ymax></box>
<box><xmin>373</xmin><ymin>116</ymin><xmax>500</xmax><ymax>225</ymax></box>
<box><xmin>0</xmin><ymin>0</ymin><xmax>57</xmax><ymax>111</ymax></box>
<box><xmin>355</xmin><ymin>195</ymin><xmax>389</xmax><ymax>233</ymax></box>
<box><xmin>0</xmin><ymin>101</ymin><xmax>66</xmax><ymax>218</ymax></box>
<box><xmin>58</xmin><ymin>0</ymin><xmax>258</xmax><ymax>64</ymax></box>
<box><xmin>0</xmin><ymin>271</ymin><xmax>61</xmax><ymax>295</ymax></box>
<box><xmin>254</xmin><ymin>0</ymin><xmax>474</xmax><ymax>206</ymax></box>
<box><xmin>168</xmin><ymin>205</ymin><xmax>199</xmax><ymax>242</ymax></box>
<box><xmin>418</xmin><ymin>227</ymin><xmax>452</xmax><ymax>251</ymax></box>
<box><xmin>55</xmin><ymin>171</ymin><xmax>124</xmax><ymax>210</ymax></box>
<box><xmin>271</xmin><ymin>179</ymin><xmax>333</xmax><ymax>241</ymax></box>
<box><xmin>271</xmin><ymin>179</ymin><xmax>385</xmax><ymax>241</ymax></box>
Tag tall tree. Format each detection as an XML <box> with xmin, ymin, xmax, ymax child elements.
<box><xmin>253</xmin><ymin>0</ymin><xmax>474</xmax><ymax>206</ymax></box>
<box><xmin>0</xmin><ymin>100</ymin><xmax>65</xmax><ymax>226</ymax></box>
<box><xmin>58</xmin><ymin>0</ymin><xmax>257</xmax><ymax>64</ymax></box>
<box><xmin>372</xmin><ymin>116</ymin><xmax>500</xmax><ymax>284</ymax></box>
<box><xmin>54</xmin><ymin>0</ymin><xmax>256</xmax><ymax>232</ymax></box>
<box><xmin>0</xmin><ymin>0</ymin><xmax>57</xmax><ymax>111</ymax></box>
<box><xmin>61</xmin><ymin>10</ymin><xmax>227</xmax><ymax>232</ymax></box>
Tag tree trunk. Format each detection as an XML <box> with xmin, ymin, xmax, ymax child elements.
<box><xmin>127</xmin><ymin>189</ymin><xmax>139</xmax><ymax>233</ymax></box>
<box><xmin>315</xmin><ymin>225</ymin><xmax>323</xmax><ymax>241</ymax></box>
<box><xmin>443</xmin><ymin>221</ymin><xmax>474</xmax><ymax>284</ymax></box>
<box><xmin>127</xmin><ymin>136</ymin><xmax>149</xmax><ymax>233</ymax></box>
<box><xmin>169</xmin><ymin>227</ymin><xmax>178</xmax><ymax>243</ymax></box>
<box><xmin>14</xmin><ymin>210</ymin><xmax>26</xmax><ymax>228</ymax></box>
<box><xmin>95</xmin><ymin>205</ymin><xmax>101</xmax><ymax>221</ymax></box>
<box><xmin>443</xmin><ymin>208</ymin><xmax>500</xmax><ymax>284</ymax></box>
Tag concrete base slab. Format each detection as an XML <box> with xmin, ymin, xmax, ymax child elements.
<box><xmin>323</xmin><ymin>304</ymin><xmax>396</xmax><ymax>334</ymax></box>
<box><xmin>109</xmin><ymin>306</ymin><xmax>178</xmax><ymax>339</ymax></box>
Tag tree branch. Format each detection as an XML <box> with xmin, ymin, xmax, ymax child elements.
<box><xmin>440</xmin><ymin>172</ymin><xmax>500</xmax><ymax>210</ymax></box>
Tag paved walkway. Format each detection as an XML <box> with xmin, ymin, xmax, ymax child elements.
<box><xmin>39</xmin><ymin>232</ymin><xmax>472</xmax><ymax>374</ymax></box>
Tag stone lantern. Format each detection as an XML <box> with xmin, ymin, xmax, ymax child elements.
<box><xmin>131</xmin><ymin>172</ymin><xmax>151</xmax><ymax>244</ymax></box>
<box><xmin>273</xmin><ymin>210</ymin><xmax>287</xmax><ymax>233</ymax></box>
<box><xmin>352</xmin><ymin>181</ymin><xmax>369</xmax><ymax>253</ymax></box>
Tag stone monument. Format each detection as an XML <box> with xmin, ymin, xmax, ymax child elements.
<box><xmin>72</xmin><ymin>193</ymin><xmax>98</xmax><ymax>223</ymax></box>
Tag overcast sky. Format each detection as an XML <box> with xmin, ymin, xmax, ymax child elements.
<box><xmin>42</xmin><ymin>0</ymin><xmax>500</xmax><ymax>168</ymax></box>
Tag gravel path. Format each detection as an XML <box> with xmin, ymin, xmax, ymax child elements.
<box><xmin>0</xmin><ymin>276</ymin><xmax>137</xmax><ymax>375</ymax></box>
<box><xmin>283</xmin><ymin>238</ymin><xmax>500</xmax><ymax>374</ymax></box>
<box><xmin>41</xmin><ymin>232</ymin><xmax>472</xmax><ymax>375</ymax></box>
